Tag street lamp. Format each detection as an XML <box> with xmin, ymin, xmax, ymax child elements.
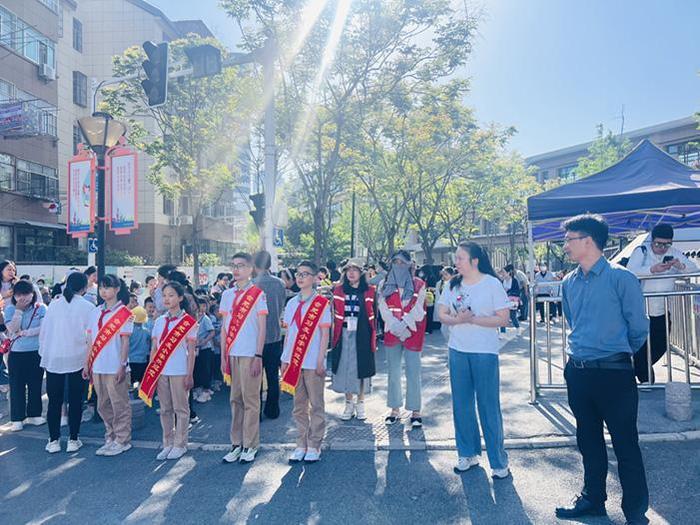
<box><xmin>77</xmin><ymin>112</ymin><xmax>127</xmax><ymax>281</ymax></box>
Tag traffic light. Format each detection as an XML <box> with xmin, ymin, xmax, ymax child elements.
<box><xmin>141</xmin><ymin>41</ymin><xmax>169</xmax><ymax>107</ymax></box>
<box><xmin>185</xmin><ymin>44</ymin><xmax>222</xmax><ymax>79</ymax></box>
<box><xmin>249</xmin><ymin>193</ymin><xmax>265</xmax><ymax>227</ymax></box>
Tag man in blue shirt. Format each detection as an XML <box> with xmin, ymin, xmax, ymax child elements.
<box><xmin>555</xmin><ymin>214</ymin><xmax>649</xmax><ymax>525</ymax></box>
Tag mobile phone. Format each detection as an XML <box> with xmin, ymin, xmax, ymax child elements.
<box><xmin>663</xmin><ymin>256</ymin><xmax>674</xmax><ymax>263</ymax></box>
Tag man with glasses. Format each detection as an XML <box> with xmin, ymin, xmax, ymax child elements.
<box><xmin>626</xmin><ymin>223</ymin><xmax>697</xmax><ymax>383</ymax></box>
<box><xmin>555</xmin><ymin>214</ymin><xmax>649</xmax><ymax>525</ymax></box>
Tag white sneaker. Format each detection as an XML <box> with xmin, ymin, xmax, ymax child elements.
<box><xmin>167</xmin><ymin>447</ymin><xmax>187</xmax><ymax>460</ymax></box>
<box><xmin>156</xmin><ymin>446</ymin><xmax>172</xmax><ymax>460</ymax></box>
<box><xmin>355</xmin><ymin>402</ymin><xmax>366</xmax><ymax>421</ymax></box>
<box><xmin>60</xmin><ymin>415</ymin><xmax>69</xmax><ymax>427</ymax></box>
<box><xmin>10</xmin><ymin>421</ymin><xmax>23</xmax><ymax>432</ymax></box>
<box><xmin>95</xmin><ymin>440</ymin><xmax>115</xmax><ymax>456</ymax></box>
<box><xmin>288</xmin><ymin>448</ymin><xmax>306</xmax><ymax>463</ymax></box>
<box><xmin>81</xmin><ymin>406</ymin><xmax>94</xmax><ymax>423</ymax></box>
<box><xmin>239</xmin><ymin>447</ymin><xmax>258</xmax><ymax>463</ymax></box>
<box><xmin>103</xmin><ymin>442</ymin><xmax>131</xmax><ymax>456</ymax></box>
<box><xmin>24</xmin><ymin>416</ymin><xmax>46</xmax><ymax>426</ymax></box>
<box><xmin>340</xmin><ymin>401</ymin><xmax>355</xmax><ymax>421</ymax></box>
<box><xmin>454</xmin><ymin>456</ymin><xmax>479</xmax><ymax>473</ymax></box>
<box><xmin>45</xmin><ymin>439</ymin><xmax>61</xmax><ymax>453</ymax></box>
<box><xmin>492</xmin><ymin>467</ymin><xmax>511</xmax><ymax>479</ymax></box>
<box><xmin>222</xmin><ymin>445</ymin><xmax>242</xmax><ymax>463</ymax></box>
<box><xmin>66</xmin><ymin>439</ymin><xmax>83</xmax><ymax>453</ymax></box>
<box><xmin>304</xmin><ymin>448</ymin><xmax>321</xmax><ymax>462</ymax></box>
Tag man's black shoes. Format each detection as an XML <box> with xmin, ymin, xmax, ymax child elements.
<box><xmin>555</xmin><ymin>495</ymin><xmax>606</xmax><ymax>519</ymax></box>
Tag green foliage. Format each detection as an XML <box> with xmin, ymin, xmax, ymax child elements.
<box><xmin>105</xmin><ymin>249</ymin><xmax>145</xmax><ymax>266</ymax></box>
<box><xmin>184</xmin><ymin>253</ymin><xmax>221</xmax><ymax>267</ymax></box>
<box><xmin>576</xmin><ymin>124</ymin><xmax>633</xmax><ymax>180</ymax></box>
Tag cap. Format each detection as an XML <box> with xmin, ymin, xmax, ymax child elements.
<box><xmin>343</xmin><ymin>257</ymin><xmax>365</xmax><ymax>272</ymax></box>
<box><xmin>131</xmin><ymin>306</ymin><xmax>148</xmax><ymax>324</ymax></box>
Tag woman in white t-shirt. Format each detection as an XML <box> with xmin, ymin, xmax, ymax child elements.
<box><xmin>39</xmin><ymin>272</ymin><xmax>96</xmax><ymax>454</ymax></box>
<box><xmin>85</xmin><ymin>274</ymin><xmax>134</xmax><ymax>456</ymax></box>
<box><xmin>438</xmin><ymin>242</ymin><xmax>511</xmax><ymax>479</ymax></box>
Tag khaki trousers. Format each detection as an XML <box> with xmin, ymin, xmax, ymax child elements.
<box><xmin>157</xmin><ymin>375</ymin><xmax>190</xmax><ymax>448</ymax></box>
<box><xmin>293</xmin><ymin>369</ymin><xmax>326</xmax><ymax>450</ymax></box>
<box><xmin>93</xmin><ymin>373</ymin><xmax>132</xmax><ymax>445</ymax></box>
<box><xmin>230</xmin><ymin>356</ymin><xmax>262</xmax><ymax>448</ymax></box>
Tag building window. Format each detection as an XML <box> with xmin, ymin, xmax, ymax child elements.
<box><xmin>72</xmin><ymin>125</ymin><xmax>83</xmax><ymax>155</ymax></box>
<box><xmin>15</xmin><ymin>159</ymin><xmax>58</xmax><ymax>200</ymax></box>
<box><xmin>73</xmin><ymin>71</ymin><xmax>87</xmax><ymax>107</ymax></box>
<box><xmin>0</xmin><ymin>153</ymin><xmax>14</xmax><ymax>191</ymax></box>
<box><xmin>38</xmin><ymin>0</ymin><xmax>59</xmax><ymax>14</ymax></box>
<box><xmin>72</xmin><ymin>18</ymin><xmax>82</xmax><ymax>52</ymax></box>
<box><xmin>0</xmin><ymin>225</ymin><xmax>12</xmax><ymax>260</ymax></box>
<box><xmin>163</xmin><ymin>196</ymin><xmax>174</xmax><ymax>216</ymax></box>
<box><xmin>557</xmin><ymin>164</ymin><xmax>577</xmax><ymax>181</ymax></box>
<box><xmin>666</xmin><ymin>141</ymin><xmax>700</xmax><ymax>167</ymax></box>
<box><xmin>179</xmin><ymin>196</ymin><xmax>189</xmax><ymax>215</ymax></box>
<box><xmin>0</xmin><ymin>6</ymin><xmax>58</xmax><ymax>68</ymax></box>
<box><xmin>16</xmin><ymin>227</ymin><xmax>65</xmax><ymax>263</ymax></box>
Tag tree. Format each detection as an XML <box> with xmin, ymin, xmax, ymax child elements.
<box><xmin>221</xmin><ymin>0</ymin><xmax>479</xmax><ymax>264</ymax></box>
<box><xmin>576</xmin><ymin>124</ymin><xmax>633</xmax><ymax>179</ymax></box>
<box><xmin>100</xmin><ymin>35</ymin><xmax>257</xmax><ymax>278</ymax></box>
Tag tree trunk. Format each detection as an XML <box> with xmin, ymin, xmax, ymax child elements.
<box><xmin>192</xmin><ymin>213</ymin><xmax>200</xmax><ymax>290</ymax></box>
<box><xmin>313</xmin><ymin>205</ymin><xmax>324</xmax><ymax>266</ymax></box>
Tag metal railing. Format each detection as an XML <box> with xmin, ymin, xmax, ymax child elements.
<box><xmin>528</xmin><ymin>272</ymin><xmax>700</xmax><ymax>403</ymax></box>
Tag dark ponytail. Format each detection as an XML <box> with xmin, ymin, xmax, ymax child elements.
<box><xmin>100</xmin><ymin>274</ymin><xmax>130</xmax><ymax>306</ymax></box>
<box><xmin>163</xmin><ymin>282</ymin><xmax>194</xmax><ymax>316</ymax></box>
<box><xmin>450</xmin><ymin>242</ymin><xmax>498</xmax><ymax>290</ymax></box>
<box><xmin>63</xmin><ymin>272</ymin><xmax>88</xmax><ymax>303</ymax></box>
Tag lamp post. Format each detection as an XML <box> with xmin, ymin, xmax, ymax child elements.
<box><xmin>77</xmin><ymin>112</ymin><xmax>127</xmax><ymax>281</ymax></box>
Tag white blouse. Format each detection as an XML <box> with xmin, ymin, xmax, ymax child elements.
<box><xmin>39</xmin><ymin>295</ymin><xmax>96</xmax><ymax>373</ymax></box>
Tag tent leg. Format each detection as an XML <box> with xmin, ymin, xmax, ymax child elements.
<box><xmin>528</xmin><ymin>221</ymin><xmax>535</xmax><ymax>279</ymax></box>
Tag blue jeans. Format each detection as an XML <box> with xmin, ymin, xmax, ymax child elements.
<box><xmin>386</xmin><ymin>344</ymin><xmax>421</xmax><ymax>411</ymax></box>
<box><xmin>448</xmin><ymin>349</ymin><xmax>508</xmax><ymax>469</ymax></box>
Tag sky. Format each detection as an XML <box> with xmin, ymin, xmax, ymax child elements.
<box><xmin>148</xmin><ymin>0</ymin><xmax>700</xmax><ymax>157</ymax></box>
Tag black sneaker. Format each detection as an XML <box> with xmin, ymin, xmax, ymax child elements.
<box><xmin>189</xmin><ymin>415</ymin><xmax>201</xmax><ymax>424</ymax></box>
<box><xmin>410</xmin><ymin>417</ymin><xmax>423</xmax><ymax>429</ymax></box>
<box><xmin>555</xmin><ymin>495</ymin><xmax>606</xmax><ymax>519</ymax></box>
<box><xmin>384</xmin><ymin>415</ymin><xmax>399</xmax><ymax>425</ymax></box>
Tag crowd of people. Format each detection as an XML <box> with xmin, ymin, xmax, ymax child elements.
<box><xmin>3</xmin><ymin>214</ymin><xmax>678</xmax><ymax>523</ymax></box>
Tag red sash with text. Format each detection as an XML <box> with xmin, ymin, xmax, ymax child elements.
<box><xmin>86</xmin><ymin>305</ymin><xmax>132</xmax><ymax>399</ymax></box>
<box><xmin>280</xmin><ymin>295</ymin><xmax>329</xmax><ymax>395</ymax></box>
<box><xmin>223</xmin><ymin>286</ymin><xmax>263</xmax><ymax>385</ymax></box>
<box><xmin>138</xmin><ymin>314</ymin><xmax>196</xmax><ymax>407</ymax></box>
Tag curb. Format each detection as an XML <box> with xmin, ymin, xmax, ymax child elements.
<box><xmin>3</xmin><ymin>428</ymin><xmax>700</xmax><ymax>453</ymax></box>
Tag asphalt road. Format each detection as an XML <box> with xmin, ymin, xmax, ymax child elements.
<box><xmin>0</xmin><ymin>435</ymin><xmax>696</xmax><ymax>525</ymax></box>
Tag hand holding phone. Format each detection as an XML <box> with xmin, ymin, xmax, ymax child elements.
<box><xmin>662</xmin><ymin>255</ymin><xmax>674</xmax><ymax>264</ymax></box>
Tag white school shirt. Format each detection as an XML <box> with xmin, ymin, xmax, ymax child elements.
<box><xmin>151</xmin><ymin>312</ymin><xmax>198</xmax><ymax>376</ymax></box>
<box><xmin>88</xmin><ymin>302</ymin><xmax>134</xmax><ymax>374</ymax></box>
<box><xmin>219</xmin><ymin>283</ymin><xmax>268</xmax><ymax>357</ymax></box>
<box><xmin>39</xmin><ymin>294</ymin><xmax>96</xmax><ymax>373</ymax></box>
<box><xmin>438</xmin><ymin>275</ymin><xmax>511</xmax><ymax>355</ymax></box>
<box><xmin>281</xmin><ymin>293</ymin><xmax>332</xmax><ymax>369</ymax></box>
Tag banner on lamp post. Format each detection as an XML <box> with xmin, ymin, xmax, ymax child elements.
<box><xmin>67</xmin><ymin>151</ymin><xmax>95</xmax><ymax>238</ymax></box>
<box><xmin>108</xmin><ymin>148</ymin><xmax>138</xmax><ymax>235</ymax></box>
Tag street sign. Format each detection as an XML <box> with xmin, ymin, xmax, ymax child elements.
<box><xmin>88</xmin><ymin>237</ymin><xmax>98</xmax><ymax>253</ymax></box>
<box><xmin>273</xmin><ymin>227</ymin><xmax>284</xmax><ymax>247</ymax></box>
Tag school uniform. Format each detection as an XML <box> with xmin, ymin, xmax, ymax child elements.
<box><xmin>281</xmin><ymin>293</ymin><xmax>332</xmax><ymax>450</ymax></box>
<box><xmin>151</xmin><ymin>312</ymin><xmax>198</xmax><ymax>449</ymax></box>
<box><xmin>88</xmin><ymin>303</ymin><xmax>134</xmax><ymax>446</ymax></box>
<box><xmin>128</xmin><ymin>323</ymin><xmax>151</xmax><ymax>384</ymax></box>
<box><xmin>219</xmin><ymin>283</ymin><xmax>268</xmax><ymax>449</ymax></box>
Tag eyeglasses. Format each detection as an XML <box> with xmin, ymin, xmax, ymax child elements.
<box><xmin>230</xmin><ymin>263</ymin><xmax>249</xmax><ymax>270</ymax></box>
<box><xmin>652</xmin><ymin>241</ymin><xmax>672</xmax><ymax>249</ymax></box>
<box><xmin>563</xmin><ymin>235</ymin><xmax>589</xmax><ymax>244</ymax></box>
<box><xmin>296</xmin><ymin>271</ymin><xmax>314</xmax><ymax>279</ymax></box>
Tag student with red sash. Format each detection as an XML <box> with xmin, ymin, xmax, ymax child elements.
<box><xmin>378</xmin><ymin>250</ymin><xmax>427</xmax><ymax>428</ymax></box>
<box><xmin>281</xmin><ymin>261</ymin><xmax>332</xmax><ymax>463</ymax></box>
<box><xmin>331</xmin><ymin>258</ymin><xmax>377</xmax><ymax>421</ymax></box>
<box><xmin>84</xmin><ymin>275</ymin><xmax>134</xmax><ymax>456</ymax></box>
<box><xmin>144</xmin><ymin>282</ymin><xmax>198</xmax><ymax>461</ymax></box>
<box><xmin>219</xmin><ymin>252</ymin><xmax>268</xmax><ymax>465</ymax></box>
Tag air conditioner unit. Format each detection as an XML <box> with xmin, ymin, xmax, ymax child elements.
<box><xmin>39</xmin><ymin>64</ymin><xmax>56</xmax><ymax>81</ymax></box>
<box><xmin>168</xmin><ymin>216</ymin><xmax>180</xmax><ymax>227</ymax></box>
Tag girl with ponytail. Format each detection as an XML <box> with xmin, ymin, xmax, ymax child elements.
<box><xmin>437</xmin><ymin>241</ymin><xmax>511</xmax><ymax>478</ymax></box>
<box><xmin>39</xmin><ymin>271</ymin><xmax>95</xmax><ymax>453</ymax></box>
<box><xmin>84</xmin><ymin>274</ymin><xmax>135</xmax><ymax>456</ymax></box>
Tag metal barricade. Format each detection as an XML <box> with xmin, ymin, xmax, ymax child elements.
<box><xmin>528</xmin><ymin>273</ymin><xmax>700</xmax><ymax>404</ymax></box>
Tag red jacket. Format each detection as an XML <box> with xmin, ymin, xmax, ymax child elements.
<box><xmin>382</xmin><ymin>278</ymin><xmax>427</xmax><ymax>351</ymax></box>
<box><xmin>332</xmin><ymin>285</ymin><xmax>377</xmax><ymax>352</ymax></box>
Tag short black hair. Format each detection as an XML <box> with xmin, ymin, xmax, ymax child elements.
<box><xmin>298</xmin><ymin>260</ymin><xmax>318</xmax><ymax>273</ymax></box>
<box><xmin>231</xmin><ymin>252</ymin><xmax>252</xmax><ymax>264</ymax></box>
<box><xmin>562</xmin><ymin>213</ymin><xmax>608</xmax><ymax>250</ymax></box>
<box><xmin>319</xmin><ymin>266</ymin><xmax>329</xmax><ymax>276</ymax></box>
<box><xmin>651</xmin><ymin>223</ymin><xmax>674</xmax><ymax>240</ymax></box>
<box><xmin>157</xmin><ymin>264</ymin><xmax>177</xmax><ymax>278</ymax></box>
<box><xmin>19</xmin><ymin>274</ymin><xmax>31</xmax><ymax>281</ymax></box>
<box><xmin>144</xmin><ymin>296</ymin><xmax>154</xmax><ymax>305</ymax></box>
<box><xmin>11</xmin><ymin>280</ymin><xmax>36</xmax><ymax>305</ymax></box>
<box><xmin>216</xmin><ymin>272</ymin><xmax>227</xmax><ymax>281</ymax></box>
<box><xmin>145</xmin><ymin>275</ymin><xmax>155</xmax><ymax>285</ymax></box>
<box><xmin>84</xmin><ymin>266</ymin><xmax>97</xmax><ymax>276</ymax></box>
<box><xmin>254</xmin><ymin>250</ymin><xmax>272</xmax><ymax>270</ymax></box>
